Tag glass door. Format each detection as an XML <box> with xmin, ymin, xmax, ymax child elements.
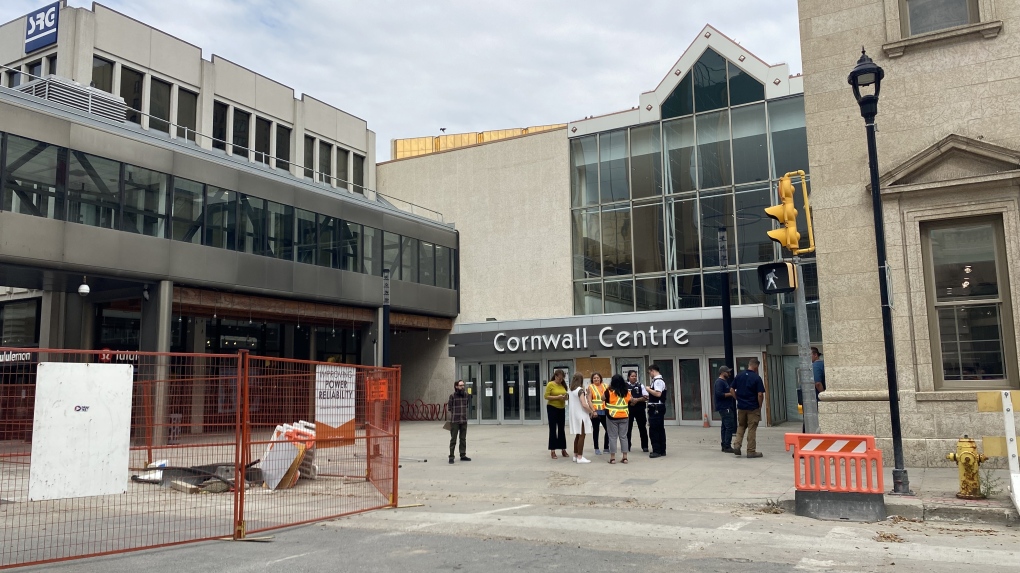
<box><xmin>546</xmin><ymin>360</ymin><xmax>573</xmax><ymax>424</ymax></box>
<box><xmin>502</xmin><ymin>363</ymin><xmax>521</xmax><ymax>423</ymax></box>
<box><xmin>615</xmin><ymin>357</ymin><xmax>645</xmax><ymax>385</ymax></box>
<box><xmin>480</xmin><ymin>362</ymin><xmax>498</xmax><ymax>424</ymax></box>
<box><xmin>708</xmin><ymin>356</ymin><xmax>757</xmax><ymax>423</ymax></box>
<box><xmin>650</xmin><ymin>358</ymin><xmax>677</xmax><ymax>421</ymax></box>
<box><xmin>458</xmin><ymin>363</ymin><xmax>479</xmax><ymax>421</ymax></box>
<box><xmin>523</xmin><ymin>362</ymin><xmax>542</xmax><ymax>423</ymax></box>
<box><xmin>677</xmin><ymin>358</ymin><xmax>703</xmax><ymax>423</ymax></box>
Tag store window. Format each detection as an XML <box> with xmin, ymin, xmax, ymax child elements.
<box><xmin>91</xmin><ymin>56</ymin><xmax>113</xmax><ymax>93</ymax></box>
<box><xmin>2</xmin><ymin>133</ymin><xmax>63</xmax><ymax>219</ymax></box>
<box><xmin>922</xmin><ymin>217</ymin><xmax>1017</xmax><ymax>388</ymax></box>
<box><xmin>149</xmin><ymin>78</ymin><xmax>171</xmax><ymax>133</ymax></box>
<box><xmin>66</xmin><ymin>151</ymin><xmax>120</xmax><ymax>229</ymax></box>
<box><xmin>212</xmin><ymin>101</ymin><xmax>228</xmax><ymax>150</ymax></box>
<box><xmin>1</xmin><ymin>300</ymin><xmax>39</xmax><ymax>346</ymax></box>
<box><xmin>901</xmin><ymin>0</ymin><xmax>978</xmax><ymax>36</ymax></box>
<box><xmin>121</xmin><ymin>67</ymin><xmax>143</xmax><ymax>124</ymax></box>
<box><xmin>176</xmin><ymin>88</ymin><xmax>198</xmax><ymax>141</ymax></box>
<box><xmin>232</xmin><ymin>109</ymin><xmax>251</xmax><ymax>158</ymax></box>
<box><xmin>122</xmin><ymin>164</ymin><xmax>168</xmax><ymax>237</ymax></box>
<box><xmin>171</xmin><ymin>177</ymin><xmax>203</xmax><ymax>244</ymax></box>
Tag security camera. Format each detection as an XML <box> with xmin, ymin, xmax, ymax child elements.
<box><xmin>78</xmin><ymin>283</ymin><xmax>90</xmax><ymax>297</ymax></box>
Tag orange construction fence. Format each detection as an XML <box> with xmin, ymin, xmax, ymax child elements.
<box><xmin>0</xmin><ymin>349</ymin><xmax>400</xmax><ymax>569</ymax></box>
<box><xmin>784</xmin><ymin>433</ymin><xmax>884</xmax><ymax>494</ymax></box>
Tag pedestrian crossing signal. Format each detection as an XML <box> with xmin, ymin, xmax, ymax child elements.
<box><xmin>758</xmin><ymin>262</ymin><xmax>797</xmax><ymax>294</ymax></box>
<box><xmin>765</xmin><ymin>175</ymin><xmax>800</xmax><ymax>252</ymax></box>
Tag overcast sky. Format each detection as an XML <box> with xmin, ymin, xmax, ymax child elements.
<box><xmin>2</xmin><ymin>1</ymin><xmax>802</xmax><ymax>161</ymax></box>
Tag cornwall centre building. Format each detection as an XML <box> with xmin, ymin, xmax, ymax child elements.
<box><xmin>0</xmin><ymin>1</ymin><xmax>459</xmax><ymax>432</ymax></box>
<box><xmin>379</xmin><ymin>26</ymin><xmax>820</xmax><ymax>426</ymax></box>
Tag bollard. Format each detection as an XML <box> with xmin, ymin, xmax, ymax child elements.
<box><xmin>946</xmin><ymin>435</ymin><xmax>988</xmax><ymax>499</ymax></box>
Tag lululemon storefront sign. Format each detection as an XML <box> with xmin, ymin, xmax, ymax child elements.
<box><xmin>493</xmin><ymin>326</ymin><xmax>689</xmax><ymax>353</ymax></box>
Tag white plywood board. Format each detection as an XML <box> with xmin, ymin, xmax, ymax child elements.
<box><xmin>29</xmin><ymin>363</ymin><xmax>134</xmax><ymax>501</ymax></box>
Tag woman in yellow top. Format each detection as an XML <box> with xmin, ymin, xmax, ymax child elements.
<box><xmin>604</xmin><ymin>374</ymin><xmax>634</xmax><ymax>464</ymax></box>
<box><xmin>544</xmin><ymin>369</ymin><xmax>570</xmax><ymax>459</ymax></box>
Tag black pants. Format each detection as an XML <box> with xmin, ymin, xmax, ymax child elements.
<box><xmin>592</xmin><ymin>413</ymin><xmax>609</xmax><ymax>450</ymax></box>
<box><xmin>648</xmin><ymin>404</ymin><xmax>666</xmax><ymax>455</ymax></box>
<box><xmin>449</xmin><ymin>422</ymin><xmax>467</xmax><ymax>457</ymax></box>
<box><xmin>718</xmin><ymin>408</ymin><xmax>736</xmax><ymax>450</ymax></box>
<box><xmin>547</xmin><ymin>405</ymin><xmax>566</xmax><ymax>450</ymax></box>
<box><xmin>627</xmin><ymin>405</ymin><xmax>648</xmax><ymax>451</ymax></box>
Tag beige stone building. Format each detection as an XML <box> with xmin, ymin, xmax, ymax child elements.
<box><xmin>798</xmin><ymin>0</ymin><xmax>1015</xmax><ymax>466</ymax></box>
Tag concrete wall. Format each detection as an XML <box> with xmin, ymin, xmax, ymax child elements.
<box><xmin>391</xmin><ymin>331</ymin><xmax>453</xmax><ymax>405</ymax></box>
<box><xmin>798</xmin><ymin>0</ymin><xmax>1018</xmax><ymax>466</ymax></box>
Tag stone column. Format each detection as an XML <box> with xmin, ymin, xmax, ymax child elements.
<box><xmin>140</xmin><ymin>280</ymin><xmax>173</xmax><ymax>444</ymax></box>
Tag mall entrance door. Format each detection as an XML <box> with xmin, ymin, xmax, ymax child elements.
<box><xmin>458</xmin><ymin>361</ymin><xmax>542</xmax><ymax>424</ymax></box>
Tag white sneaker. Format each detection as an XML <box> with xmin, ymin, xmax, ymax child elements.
<box><xmin>577</xmin><ymin>457</ymin><xmax>591</xmax><ymax>464</ymax></box>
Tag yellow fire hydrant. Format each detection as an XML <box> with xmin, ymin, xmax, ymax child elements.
<box><xmin>946</xmin><ymin>435</ymin><xmax>988</xmax><ymax>499</ymax></box>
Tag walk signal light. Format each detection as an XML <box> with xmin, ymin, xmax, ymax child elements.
<box><xmin>765</xmin><ymin>175</ymin><xmax>800</xmax><ymax>252</ymax></box>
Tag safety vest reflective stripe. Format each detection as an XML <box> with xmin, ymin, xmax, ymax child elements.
<box><xmin>589</xmin><ymin>384</ymin><xmax>605</xmax><ymax>409</ymax></box>
<box><xmin>606</xmin><ymin>391</ymin><xmax>629</xmax><ymax>418</ymax></box>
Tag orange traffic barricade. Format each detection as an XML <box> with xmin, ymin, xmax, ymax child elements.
<box><xmin>785</xmin><ymin>433</ymin><xmax>885</xmax><ymax>494</ymax></box>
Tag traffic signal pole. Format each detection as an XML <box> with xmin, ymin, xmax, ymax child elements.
<box><xmin>794</xmin><ymin>257</ymin><xmax>819</xmax><ymax>434</ymax></box>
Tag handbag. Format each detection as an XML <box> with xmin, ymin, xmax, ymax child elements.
<box><xmin>442</xmin><ymin>421</ymin><xmax>452</xmax><ymax>431</ymax></box>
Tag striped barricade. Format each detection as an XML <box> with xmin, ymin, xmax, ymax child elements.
<box><xmin>785</xmin><ymin>433</ymin><xmax>884</xmax><ymax>494</ymax></box>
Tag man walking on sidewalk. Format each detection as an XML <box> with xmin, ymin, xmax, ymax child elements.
<box><xmin>713</xmin><ymin>366</ymin><xmax>736</xmax><ymax>453</ymax></box>
<box><xmin>731</xmin><ymin>358</ymin><xmax>765</xmax><ymax>459</ymax></box>
<box><xmin>448</xmin><ymin>380</ymin><xmax>471</xmax><ymax>464</ymax></box>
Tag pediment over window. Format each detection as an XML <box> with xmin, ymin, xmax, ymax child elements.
<box><xmin>878</xmin><ymin>134</ymin><xmax>1020</xmax><ymax>194</ymax></box>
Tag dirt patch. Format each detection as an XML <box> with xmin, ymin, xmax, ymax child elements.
<box><xmin>875</xmin><ymin>532</ymin><xmax>905</xmax><ymax>543</ymax></box>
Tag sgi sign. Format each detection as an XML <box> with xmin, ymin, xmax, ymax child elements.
<box><xmin>24</xmin><ymin>3</ymin><xmax>60</xmax><ymax>54</ymax></box>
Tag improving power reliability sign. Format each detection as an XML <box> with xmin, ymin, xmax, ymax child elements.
<box><xmin>25</xmin><ymin>2</ymin><xmax>60</xmax><ymax>54</ymax></box>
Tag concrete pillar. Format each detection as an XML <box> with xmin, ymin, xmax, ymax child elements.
<box><xmin>37</xmin><ymin>291</ymin><xmax>65</xmax><ymax>349</ymax></box>
<box><xmin>308</xmin><ymin>325</ymin><xmax>317</xmax><ymax>361</ymax></box>
<box><xmin>292</xmin><ymin>100</ymin><xmax>305</xmax><ymax>178</ymax></box>
<box><xmin>188</xmin><ymin>318</ymin><xmax>207</xmax><ymax>434</ymax></box>
<box><xmin>197</xmin><ymin>60</ymin><xmax>215</xmax><ymax>150</ymax></box>
<box><xmin>140</xmin><ymin>280</ymin><xmax>173</xmax><ymax>444</ymax></box>
<box><xmin>65</xmin><ymin>7</ymin><xmax>95</xmax><ymax>83</ymax></box>
<box><xmin>363</xmin><ymin>319</ymin><xmax>378</xmax><ymax>366</ymax></box>
<box><xmin>61</xmin><ymin>295</ymin><xmax>92</xmax><ymax>349</ymax></box>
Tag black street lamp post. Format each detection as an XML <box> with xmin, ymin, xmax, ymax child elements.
<box><xmin>847</xmin><ymin>49</ymin><xmax>911</xmax><ymax>495</ymax></box>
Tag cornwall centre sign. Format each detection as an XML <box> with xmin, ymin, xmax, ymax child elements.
<box><xmin>24</xmin><ymin>3</ymin><xmax>59</xmax><ymax>54</ymax></box>
<box><xmin>494</xmin><ymin>325</ymin><xmax>689</xmax><ymax>353</ymax></box>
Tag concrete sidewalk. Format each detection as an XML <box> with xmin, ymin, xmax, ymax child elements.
<box><xmin>396</xmin><ymin>421</ymin><xmax>1019</xmax><ymax>524</ymax></box>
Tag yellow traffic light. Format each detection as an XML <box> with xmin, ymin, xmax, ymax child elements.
<box><xmin>765</xmin><ymin>175</ymin><xmax>800</xmax><ymax>252</ymax></box>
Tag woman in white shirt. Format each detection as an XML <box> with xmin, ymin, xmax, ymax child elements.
<box><xmin>567</xmin><ymin>372</ymin><xmax>594</xmax><ymax>463</ymax></box>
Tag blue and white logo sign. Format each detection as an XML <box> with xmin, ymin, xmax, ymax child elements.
<box><xmin>24</xmin><ymin>2</ymin><xmax>60</xmax><ymax>54</ymax></box>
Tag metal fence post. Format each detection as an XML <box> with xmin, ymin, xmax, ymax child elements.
<box><xmin>233</xmin><ymin>350</ymin><xmax>248</xmax><ymax>540</ymax></box>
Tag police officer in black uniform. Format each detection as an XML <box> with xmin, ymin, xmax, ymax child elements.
<box><xmin>625</xmin><ymin>370</ymin><xmax>649</xmax><ymax>453</ymax></box>
<box><xmin>646</xmin><ymin>364</ymin><xmax>668</xmax><ymax>458</ymax></box>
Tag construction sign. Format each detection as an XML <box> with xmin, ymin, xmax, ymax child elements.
<box><xmin>315</xmin><ymin>364</ymin><xmax>356</xmax><ymax>444</ymax></box>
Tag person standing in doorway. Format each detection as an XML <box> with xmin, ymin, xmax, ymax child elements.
<box><xmin>567</xmin><ymin>372</ymin><xmax>593</xmax><ymax>463</ymax></box>
<box><xmin>626</xmin><ymin>370</ymin><xmax>649</xmax><ymax>453</ymax></box>
<box><xmin>811</xmin><ymin>347</ymin><xmax>826</xmax><ymax>396</ymax></box>
<box><xmin>604</xmin><ymin>374</ymin><xmax>632</xmax><ymax>464</ymax></box>
<box><xmin>544</xmin><ymin>369</ymin><xmax>570</xmax><ymax>459</ymax></box>
<box><xmin>645</xmin><ymin>364</ymin><xmax>668</xmax><ymax>458</ymax></box>
<box><xmin>713</xmin><ymin>366</ymin><xmax>736</xmax><ymax>453</ymax></box>
<box><xmin>588</xmin><ymin>372</ymin><xmax>610</xmax><ymax>454</ymax></box>
<box><xmin>447</xmin><ymin>380</ymin><xmax>471</xmax><ymax>464</ymax></box>
<box><xmin>731</xmin><ymin>358</ymin><xmax>766</xmax><ymax>458</ymax></box>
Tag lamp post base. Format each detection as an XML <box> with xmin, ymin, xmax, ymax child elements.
<box><xmin>889</xmin><ymin>468</ymin><xmax>913</xmax><ymax>496</ymax></box>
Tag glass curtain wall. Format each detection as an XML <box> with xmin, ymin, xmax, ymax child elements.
<box><xmin>569</xmin><ymin>47</ymin><xmax>814</xmax><ymax>328</ymax></box>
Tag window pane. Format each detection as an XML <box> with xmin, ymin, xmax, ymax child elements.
<box><xmin>728</xmin><ymin>64</ymin><xmax>765</xmax><ymax>106</ymax></box>
<box><xmin>67</xmin><ymin>151</ymin><xmax>120</xmax><ymax>229</ymax></box>
<box><xmin>938</xmin><ymin>304</ymin><xmax>1006</xmax><ymax>381</ymax></box>
<box><xmin>599</xmin><ymin>130</ymin><xmax>628</xmax><ymax>202</ymax></box>
<box><xmin>336</xmin><ymin>148</ymin><xmax>349</xmax><ymax>189</ymax></box>
<box><xmin>400</xmin><ymin>237</ymin><xmax>419</xmax><ymax>282</ymax></box>
<box><xmin>907</xmin><ymin>0</ymin><xmax>974</xmax><ymax>35</ymax></box>
<box><xmin>669</xmin><ymin>196</ymin><xmax>700</xmax><ymax>270</ymax></box>
<box><xmin>739</xmin><ymin>267</ymin><xmax>769</xmax><ymax>305</ymax></box>
<box><xmin>275</xmin><ymin>125</ymin><xmax>291</xmax><ymax>170</ymax></box>
<box><xmin>570</xmin><ymin>135</ymin><xmax>599</xmax><ymax>207</ymax></box>
<box><xmin>693</xmin><ymin>48</ymin><xmax>728</xmax><ymax>112</ymax></box>
<box><xmin>930</xmin><ymin>223</ymin><xmax>998</xmax><ymax>303</ymax></box>
<box><xmin>255</xmin><ymin>117</ymin><xmax>271</xmax><ymax>164</ymax></box>
<box><xmin>571</xmin><ymin>208</ymin><xmax>601</xmax><ymax>279</ymax></box>
<box><xmin>731</xmin><ymin>103</ymin><xmax>769</xmax><ymax>184</ymax></box>
<box><xmin>664</xmin><ymin>117</ymin><xmax>696</xmax><ymax>194</ymax></box>
<box><xmin>176</xmin><ymin>89</ymin><xmax>198</xmax><ymax>141</ymax></box>
<box><xmin>601</xmin><ymin>205</ymin><xmax>632</xmax><ymax>276</ymax></box>
<box><xmin>340</xmin><ymin>220</ymin><xmax>362</xmax><ymax>272</ymax></box>
<box><xmin>7</xmin><ymin>70</ymin><xmax>21</xmax><ymax>88</ymax></box>
<box><xmin>3</xmin><ymin>134</ymin><xmax>62</xmax><ymax>219</ymax></box>
<box><xmin>232</xmin><ymin>109</ymin><xmax>250</xmax><ymax>158</ymax></box>
<box><xmin>317</xmin><ymin>215</ymin><xmax>338</xmax><ymax>268</ymax></box>
<box><xmin>700</xmin><ymin>193</ymin><xmax>734</xmax><ymax>268</ymax></box>
<box><xmin>122</xmin><ymin>164</ymin><xmax>168</xmax><ymax>237</ymax></box>
<box><xmin>604</xmin><ymin>279</ymin><xmax>634</xmax><ymax>313</ymax></box>
<box><xmin>419</xmin><ymin>241</ymin><xmax>436</xmax><ymax>285</ymax></box>
<box><xmin>91</xmin><ymin>56</ymin><xmax>113</xmax><ymax>93</ymax></box>
<box><xmin>238</xmin><ymin>195</ymin><xmax>265</xmax><ymax>254</ymax></box>
<box><xmin>171</xmin><ymin>178</ymin><xmax>203</xmax><ymax>244</ymax></box>
<box><xmin>574</xmin><ymin>281</ymin><xmax>603</xmax><ymax>315</ymax></box>
<box><xmin>383</xmin><ymin>232</ymin><xmax>401</xmax><ymax>279</ymax></box>
<box><xmin>27</xmin><ymin>61</ymin><xmax>41</xmax><ymax>80</ymax></box>
<box><xmin>303</xmin><ymin>135</ymin><xmax>315</xmax><ymax>178</ymax></box>
<box><xmin>703</xmin><ymin>270</ymin><xmax>738</xmax><ymax>307</ymax></box>
<box><xmin>318</xmin><ymin>141</ymin><xmax>332</xmax><ymax>184</ymax></box>
<box><xmin>46</xmin><ymin>54</ymin><xmax>57</xmax><ymax>76</ymax></box>
<box><xmin>266</xmin><ymin>200</ymin><xmax>293</xmax><ymax>260</ymax></box>
<box><xmin>1</xmin><ymin>300</ymin><xmax>38</xmax><ymax>346</ymax></box>
<box><xmin>205</xmin><ymin>186</ymin><xmax>236</xmax><ymax>250</ymax></box>
<box><xmin>353</xmin><ymin>154</ymin><xmax>365</xmax><ymax>194</ymax></box>
<box><xmin>636</xmin><ymin>277</ymin><xmax>668</xmax><ymax>311</ymax></box>
<box><xmin>633</xmin><ymin>202</ymin><xmax>665</xmax><ymax>274</ymax></box>
<box><xmin>436</xmin><ymin>244</ymin><xmax>451</xmax><ymax>288</ymax></box>
<box><xmin>661</xmin><ymin>72</ymin><xmax>693</xmax><ymax>120</ymax></box>
<box><xmin>630</xmin><ymin>124</ymin><xmax>662</xmax><ymax>199</ymax></box>
<box><xmin>768</xmin><ymin>96</ymin><xmax>808</xmax><ymax>179</ymax></box>
<box><xmin>295</xmin><ymin>209</ymin><xmax>316</xmax><ymax>264</ymax></box>
<box><xmin>696</xmin><ymin>110</ymin><xmax>732</xmax><ymax>190</ymax></box>
<box><xmin>735</xmin><ymin>185</ymin><xmax>774</xmax><ymax>265</ymax></box>
<box><xmin>121</xmin><ymin>67</ymin><xmax>143</xmax><ymax>124</ymax></box>
<box><xmin>670</xmin><ymin>273</ymin><xmax>702</xmax><ymax>308</ymax></box>
<box><xmin>149</xmin><ymin>78</ymin><xmax>171</xmax><ymax>133</ymax></box>
<box><xmin>212</xmin><ymin>101</ymin><xmax>228</xmax><ymax>150</ymax></box>
<box><xmin>363</xmin><ymin>226</ymin><xmax>381</xmax><ymax>276</ymax></box>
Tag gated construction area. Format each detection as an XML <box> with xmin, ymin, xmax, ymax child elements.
<box><xmin>0</xmin><ymin>349</ymin><xmax>400</xmax><ymax>569</ymax></box>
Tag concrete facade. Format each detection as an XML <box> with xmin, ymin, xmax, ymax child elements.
<box><xmin>798</xmin><ymin>0</ymin><xmax>1016</xmax><ymax>466</ymax></box>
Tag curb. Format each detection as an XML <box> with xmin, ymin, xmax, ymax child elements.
<box><xmin>779</xmin><ymin>492</ymin><xmax>1019</xmax><ymax>526</ymax></box>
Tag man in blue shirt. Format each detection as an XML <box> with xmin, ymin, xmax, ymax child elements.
<box><xmin>713</xmin><ymin>366</ymin><xmax>736</xmax><ymax>453</ymax></box>
<box><xmin>811</xmin><ymin>347</ymin><xmax>826</xmax><ymax>395</ymax></box>
<box><xmin>731</xmin><ymin>357</ymin><xmax>766</xmax><ymax>458</ymax></box>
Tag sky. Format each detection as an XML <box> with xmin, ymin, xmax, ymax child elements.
<box><xmin>1</xmin><ymin>1</ymin><xmax>802</xmax><ymax>161</ymax></box>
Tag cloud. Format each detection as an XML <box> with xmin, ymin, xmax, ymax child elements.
<box><xmin>2</xmin><ymin>1</ymin><xmax>803</xmax><ymax>160</ymax></box>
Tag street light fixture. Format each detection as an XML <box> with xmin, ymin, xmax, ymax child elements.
<box><xmin>847</xmin><ymin>49</ymin><xmax>911</xmax><ymax>495</ymax></box>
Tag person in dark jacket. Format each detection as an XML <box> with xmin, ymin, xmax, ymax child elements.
<box><xmin>713</xmin><ymin>366</ymin><xmax>736</xmax><ymax>453</ymax></box>
<box><xmin>447</xmin><ymin>380</ymin><xmax>471</xmax><ymax>464</ymax></box>
<box><xmin>731</xmin><ymin>358</ymin><xmax>765</xmax><ymax>458</ymax></box>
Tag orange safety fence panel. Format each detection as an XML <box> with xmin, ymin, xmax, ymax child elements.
<box><xmin>784</xmin><ymin>433</ymin><xmax>884</xmax><ymax>494</ymax></box>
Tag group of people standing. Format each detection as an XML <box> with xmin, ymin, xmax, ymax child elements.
<box><xmin>713</xmin><ymin>358</ymin><xmax>766</xmax><ymax>458</ymax></box>
<box><xmin>544</xmin><ymin>366</ymin><xmax>667</xmax><ymax>464</ymax></box>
